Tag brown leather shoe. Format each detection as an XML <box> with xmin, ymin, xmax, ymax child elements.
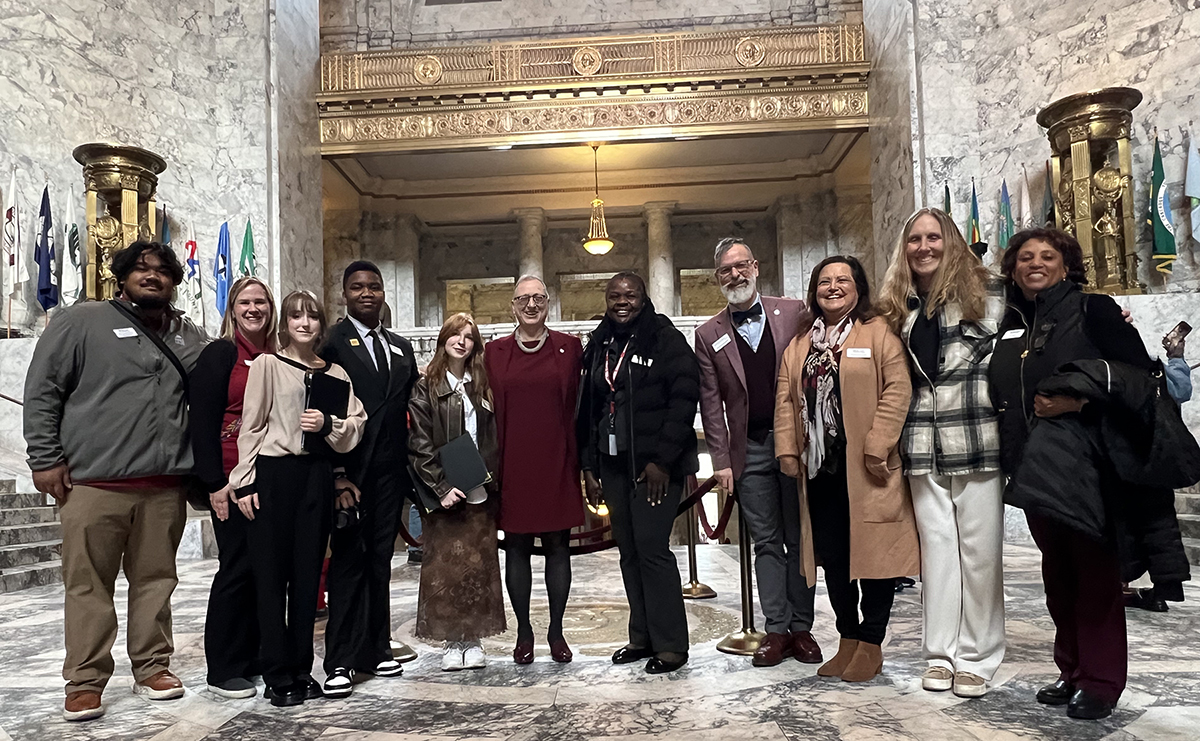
<box><xmin>63</xmin><ymin>691</ymin><xmax>105</xmax><ymax>722</ymax></box>
<box><xmin>840</xmin><ymin>641</ymin><xmax>883</xmax><ymax>683</ymax></box>
<box><xmin>790</xmin><ymin>630</ymin><xmax>823</xmax><ymax>664</ymax></box>
<box><xmin>133</xmin><ymin>669</ymin><xmax>185</xmax><ymax>700</ymax></box>
<box><xmin>817</xmin><ymin>638</ymin><xmax>859</xmax><ymax>677</ymax></box>
<box><xmin>751</xmin><ymin>632</ymin><xmax>794</xmax><ymax>667</ymax></box>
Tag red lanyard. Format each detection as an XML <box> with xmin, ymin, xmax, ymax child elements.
<box><xmin>604</xmin><ymin>339</ymin><xmax>632</xmax><ymax>395</ymax></box>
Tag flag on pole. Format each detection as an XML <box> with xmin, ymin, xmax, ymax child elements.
<box><xmin>1149</xmin><ymin>134</ymin><xmax>1177</xmax><ymax>274</ymax></box>
<box><xmin>969</xmin><ymin>180</ymin><xmax>982</xmax><ymax>244</ymax></box>
<box><xmin>34</xmin><ymin>186</ymin><xmax>57</xmax><ymax>312</ymax></box>
<box><xmin>180</xmin><ymin>225</ymin><xmax>204</xmax><ymax>328</ymax></box>
<box><xmin>998</xmin><ymin>180</ymin><xmax>1015</xmax><ymax>250</ymax></box>
<box><xmin>1016</xmin><ymin>165</ymin><xmax>1036</xmax><ymax>228</ymax></box>
<box><xmin>238</xmin><ymin>219</ymin><xmax>256</xmax><ymax>277</ymax></box>
<box><xmin>943</xmin><ymin>182</ymin><xmax>952</xmax><ymax>215</ymax></box>
<box><xmin>215</xmin><ymin>221</ymin><xmax>231</xmax><ymax>317</ymax></box>
<box><xmin>160</xmin><ymin>207</ymin><xmax>172</xmax><ymax>246</ymax></box>
<box><xmin>1042</xmin><ymin>161</ymin><xmax>1056</xmax><ymax>226</ymax></box>
<box><xmin>59</xmin><ymin>184</ymin><xmax>82</xmax><ymax>306</ymax></box>
<box><xmin>3</xmin><ymin>169</ymin><xmax>30</xmax><ymax>299</ymax></box>
<box><xmin>1186</xmin><ymin>123</ymin><xmax>1200</xmax><ymax>245</ymax></box>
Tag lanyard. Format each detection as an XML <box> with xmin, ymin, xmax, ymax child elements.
<box><xmin>604</xmin><ymin>339</ymin><xmax>632</xmax><ymax>394</ymax></box>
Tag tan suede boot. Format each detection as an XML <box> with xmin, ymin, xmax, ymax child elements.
<box><xmin>816</xmin><ymin>638</ymin><xmax>859</xmax><ymax>677</ymax></box>
<box><xmin>840</xmin><ymin>641</ymin><xmax>883</xmax><ymax>682</ymax></box>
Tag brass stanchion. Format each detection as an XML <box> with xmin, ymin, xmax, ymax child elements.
<box><xmin>716</xmin><ymin>506</ymin><xmax>764</xmax><ymax>655</ymax></box>
<box><xmin>681</xmin><ymin>504</ymin><xmax>716</xmax><ymax>599</ymax></box>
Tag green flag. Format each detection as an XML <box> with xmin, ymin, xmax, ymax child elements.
<box><xmin>998</xmin><ymin>180</ymin><xmax>1015</xmax><ymax>249</ymax></box>
<box><xmin>1149</xmin><ymin>137</ymin><xmax>1177</xmax><ymax>274</ymax></box>
<box><xmin>969</xmin><ymin>180</ymin><xmax>982</xmax><ymax>244</ymax></box>
<box><xmin>239</xmin><ymin>219</ymin><xmax>256</xmax><ymax>277</ymax></box>
<box><xmin>943</xmin><ymin>182</ymin><xmax>952</xmax><ymax>214</ymax></box>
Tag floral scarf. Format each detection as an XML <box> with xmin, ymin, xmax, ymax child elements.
<box><xmin>801</xmin><ymin>315</ymin><xmax>853</xmax><ymax>478</ymax></box>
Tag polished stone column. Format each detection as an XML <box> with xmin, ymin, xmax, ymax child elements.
<box><xmin>360</xmin><ymin>212</ymin><xmax>421</xmax><ymax>329</ymax></box>
<box><xmin>773</xmin><ymin>196</ymin><xmax>807</xmax><ymax>299</ymax></box>
<box><xmin>513</xmin><ymin>207</ymin><xmax>547</xmax><ymax>279</ymax></box>
<box><xmin>644</xmin><ymin>201</ymin><xmax>677</xmax><ymax>314</ymax></box>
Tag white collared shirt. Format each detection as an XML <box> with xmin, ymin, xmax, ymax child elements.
<box><xmin>732</xmin><ymin>294</ymin><xmax>766</xmax><ymax>352</ymax></box>
<box><xmin>447</xmin><ymin>370</ymin><xmax>477</xmax><ymax>445</ymax></box>
<box><xmin>348</xmin><ymin>314</ymin><xmax>390</xmax><ymax>373</ymax></box>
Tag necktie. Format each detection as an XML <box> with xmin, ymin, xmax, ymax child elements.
<box><xmin>370</xmin><ymin>329</ymin><xmax>390</xmax><ymax>385</ymax></box>
<box><xmin>731</xmin><ymin>303</ymin><xmax>763</xmax><ymax>326</ymax></box>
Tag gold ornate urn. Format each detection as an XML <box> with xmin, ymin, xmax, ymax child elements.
<box><xmin>72</xmin><ymin>144</ymin><xmax>167</xmax><ymax>300</ymax></box>
<box><xmin>1037</xmin><ymin>88</ymin><xmax>1143</xmax><ymax>294</ymax></box>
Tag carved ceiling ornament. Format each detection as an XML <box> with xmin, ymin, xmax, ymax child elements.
<box><xmin>735</xmin><ymin>37</ymin><xmax>767</xmax><ymax>67</ymax></box>
<box><xmin>413</xmin><ymin>55</ymin><xmax>443</xmax><ymax>85</ymax></box>
<box><xmin>571</xmin><ymin>46</ymin><xmax>603</xmax><ymax>76</ymax></box>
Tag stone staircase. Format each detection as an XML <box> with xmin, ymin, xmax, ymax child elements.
<box><xmin>0</xmin><ymin>478</ymin><xmax>62</xmax><ymax>593</ymax></box>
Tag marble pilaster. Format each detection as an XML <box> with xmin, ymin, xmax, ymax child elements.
<box><xmin>773</xmin><ymin>196</ymin><xmax>808</xmax><ymax>300</ymax></box>
<box><xmin>644</xmin><ymin>202</ymin><xmax>677</xmax><ymax>315</ymax></box>
<box><xmin>513</xmin><ymin>207</ymin><xmax>547</xmax><ymax>281</ymax></box>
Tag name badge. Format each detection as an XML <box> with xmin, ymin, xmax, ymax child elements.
<box><xmin>845</xmin><ymin>347</ymin><xmax>871</xmax><ymax>359</ymax></box>
<box><xmin>1001</xmin><ymin>329</ymin><xmax>1025</xmax><ymax>340</ymax></box>
<box><xmin>712</xmin><ymin>334</ymin><xmax>732</xmax><ymax>352</ymax></box>
<box><xmin>113</xmin><ymin>327</ymin><xmax>138</xmax><ymax>339</ymax></box>
<box><xmin>390</xmin><ymin>344</ymin><xmax>404</xmax><ymax>357</ymax></box>
<box><xmin>608</xmin><ymin>434</ymin><xmax>618</xmax><ymax>456</ymax></box>
<box><xmin>632</xmin><ymin>355</ymin><xmax>654</xmax><ymax>367</ymax></box>
<box><xmin>174</xmin><ymin>335</ymin><xmax>184</xmax><ymax>346</ymax></box>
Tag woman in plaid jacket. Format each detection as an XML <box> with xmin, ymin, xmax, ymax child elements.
<box><xmin>877</xmin><ymin>208</ymin><xmax>1006</xmax><ymax>699</ymax></box>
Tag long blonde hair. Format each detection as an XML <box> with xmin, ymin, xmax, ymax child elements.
<box><xmin>425</xmin><ymin>312</ymin><xmax>491</xmax><ymax>404</ymax></box>
<box><xmin>878</xmin><ymin>208</ymin><xmax>989</xmax><ymax>332</ymax></box>
<box><xmin>220</xmin><ymin>277</ymin><xmax>278</xmax><ymax>350</ymax></box>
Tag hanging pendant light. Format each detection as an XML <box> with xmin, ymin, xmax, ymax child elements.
<box><xmin>582</xmin><ymin>144</ymin><xmax>615</xmax><ymax>255</ymax></box>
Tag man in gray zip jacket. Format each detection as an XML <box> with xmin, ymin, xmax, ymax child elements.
<box><xmin>23</xmin><ymin>241</ymin><xmax>207</xmax><ymax>722</ymax></box>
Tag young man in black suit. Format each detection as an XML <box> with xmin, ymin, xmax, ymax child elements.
<box><xmin>321</xmin><ymin>261</ymin><xmax>420</xmax><ymax>697</ymax></box>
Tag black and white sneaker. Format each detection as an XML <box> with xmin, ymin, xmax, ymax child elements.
<box><xmin>208</xmin><ymin>677</ymin><xmax>257</xmax><ymax>699</ymax></box>
<box><xmin>374</xmin><ymin>659</ymin><xmax>404</xmax><ymax>677</ymax></box>
<box><xmin>323</xmin><ymin>668</ymin><xmax>353</xmax><ymax>698</ymax></box>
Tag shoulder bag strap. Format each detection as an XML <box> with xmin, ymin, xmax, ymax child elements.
<box><xmin>109</xmin><ymin>300</ymin><xmax>190</xmax><ymax>398</ymax></box>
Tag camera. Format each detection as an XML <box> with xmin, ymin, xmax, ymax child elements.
<box><xmin>335</xmin><ymin>505</ymin><xmax>360</xmax><ymax>530</ymax></box>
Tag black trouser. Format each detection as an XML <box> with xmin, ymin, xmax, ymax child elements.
<box><xmin>324</xmin><ymin>459</ymin><xmax>405</xmax><ymax>673</ymax></box>
<box><xmin>248</xmin><ymin>455</ymin><xmax>332</xmax><ymax>688</ymax></box>
<box><xmin>204</xmin><ymin>505</ymin><xmax>259</xmax><ymax>685</ymax></box>
<box><xmin>599</xmin><ymin>454</ymin><xmax>689</xmax><ymax>654</ymax></box>
<box><xmin>808</xmin><ymin>465</ymin><xmax>895</xmax><ymax>646</ymax></box>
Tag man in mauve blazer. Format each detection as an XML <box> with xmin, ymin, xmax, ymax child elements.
<box><xmin>320</xmin><ymin>261</ymin><xmax>420</xmax><ymax>697</ymax></box>
<box><xmin>695</xmin><ymin>238</ymin><xmax>821</xmax><ymax>668</ymax></box>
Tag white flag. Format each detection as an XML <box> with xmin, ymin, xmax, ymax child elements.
<box><xmin>1187</xmin><ymin>124</ymin><xmax>1200</xmax><ymax>244</ymax></box>
<box><xmin>1016</xmin><ymin>165</ymin><xmax>1036</xmax><ymax>229</ymax></box>
<box><xmin>180</xmin><ymin>224</ymin><xmax>205</xmax><ymax>329</ymax></box>
<box><xmin>3</xmin><ymin>169</ymin><xmax>30</xmax><ymax>298</ymax></box>
<box><xmin>59</xmin><ymin>184</ymin><xmax>83</xmax><ymax>306</ymax></box>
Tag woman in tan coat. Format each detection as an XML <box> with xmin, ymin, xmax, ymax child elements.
<box><xmin>775</xmin><ymin>255</ymin><xmax>920</xmax><ymax>683</ymax></box>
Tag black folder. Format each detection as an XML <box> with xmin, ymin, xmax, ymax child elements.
<box><xmin>303</xmin><ymin>371</ymin><xmax>350</xmax><ymax>454</ymax></box>
<box><xmin>439</xmin><ymin>433</ymin><xmax>490</xmax><ymax>493</ymax></box>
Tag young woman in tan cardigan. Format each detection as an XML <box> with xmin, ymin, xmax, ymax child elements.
<box><xmin>775</xmin><ymin>255</ymin><xmax>920</xmax><ymax>683</ymax></box>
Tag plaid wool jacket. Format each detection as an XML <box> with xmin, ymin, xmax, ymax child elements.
<box><xmin>899</xmin><ymin>295</ymin><xmax>1004</xmax><ymax>476</ymax></box>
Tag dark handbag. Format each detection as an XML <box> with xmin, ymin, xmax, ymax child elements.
<box><xmin>1140</xmin><ymin>365</ymin><xmax>1200</xmax><ymax>488</ymax></box>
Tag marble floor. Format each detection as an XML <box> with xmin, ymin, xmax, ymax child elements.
<box><xmin>0</xmin><ymin>543</ymin><xmax>1197</xmax><ymax>741</ymax></box>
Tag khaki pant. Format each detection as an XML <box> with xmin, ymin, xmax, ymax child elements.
<box><xmin>60</xmin><ymin>484</ymin><xmax>186</xmax><ymax>694</ymax></box>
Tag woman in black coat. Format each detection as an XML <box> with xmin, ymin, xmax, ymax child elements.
<box><xmin>989</xmin><ymin>228</ymin><xmax>1186</xmax><ymax>721</ymax></box>
<box><xmin>578</xmin><ymin>272</ymin><xmax>700</xmax><ymax>675</ymax></box>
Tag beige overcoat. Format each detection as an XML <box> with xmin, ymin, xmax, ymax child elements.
<box><xmin>774</xmin><ymin>316</ymin><xmax>921</xmax><ymax>586</ymax></box>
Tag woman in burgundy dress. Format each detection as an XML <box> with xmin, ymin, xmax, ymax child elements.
<box><xmin>485</xmin><ymin>275</ymin><xmax>585</xmax><ymax>664</ymax></box>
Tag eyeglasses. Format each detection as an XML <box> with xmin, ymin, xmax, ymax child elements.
<box><xmin>715</xmin><ymin>260</ymin><xmax>755</xmax><ymax>279</ymax></box>
<box><xmin>512</xmin><ymin>294</ymin><xmax>548</xmax><ymax>308</ymax></box>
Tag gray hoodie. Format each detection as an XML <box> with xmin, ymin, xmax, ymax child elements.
<box><xmin>23</xmin><ymin>301</ymin><xmax>208</xmax><ymax>482</ymax></box>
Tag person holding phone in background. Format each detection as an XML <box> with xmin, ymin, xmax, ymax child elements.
<box><xmin>1163</xmin><ymin>321</ymin><xmax>1193</xmax><ymax>404</ymax></box>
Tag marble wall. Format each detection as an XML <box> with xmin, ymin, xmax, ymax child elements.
<box><xmin>0</xmin><ymin>0</ymin><xmax>323</xmax><ymax>339</ymax></box>
<box><xmin>321</xmin><ymin>0</ymin><xmax>865</xmax><ymax>50</ymax></box>
<box><xmin>885</xmin><ymin>0</ymin><xmax>1200</xmax><ymax>292</ymax></box>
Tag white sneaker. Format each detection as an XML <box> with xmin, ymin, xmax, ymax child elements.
<box><xmin>462</xmin><ymin>641</ymin><xmax>486</xmax><ymax>670</ymax></box>
<box><xmin>921</xmin><ymin>666</ymin><xmax>954</xmax><ymax>692</ymax></box>
<box><xmin>374</xmin><ymin>659</ymin><xmax>403</xmax><ymax>677</ymax></box>
<box><xmin>441</xmin><ymin>641</ymin><xmax>465</xmax><ymax>672</ymax></box>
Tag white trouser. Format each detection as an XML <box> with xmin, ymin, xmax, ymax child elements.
<box><xmin>909</xmin><ymin>471</ymin><xmax>1006</xmax><ymax>680</ymax></box>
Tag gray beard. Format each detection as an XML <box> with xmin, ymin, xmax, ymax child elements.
<box><xmin>720</xmin><ymin>279</ymin><xmax>757</xmax><ymax>307</ymax></box>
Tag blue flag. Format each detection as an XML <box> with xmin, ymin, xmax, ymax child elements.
<box><xmin>35</xmin><ymin>186</ymin><xmax>57</xmax><ymax>312</ymax></box>
<box><xmin>214</xmin><ymin>221</ymin><xmax>230</xmax><ymax>317</ymax></box>
<box><xmin>160</xmin><ymin>208</ymin><xmax>171</xmax><ymax>246</ymax></box>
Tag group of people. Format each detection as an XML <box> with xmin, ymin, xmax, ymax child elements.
<box><xmin>21</xmin><ymin>209</ymin><xmax>1191</xmax><ymax>725</ymax></box>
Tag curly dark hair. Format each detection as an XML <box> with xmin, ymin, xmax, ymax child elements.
<box><xmin>804</xmin><ymin>255</ymin><xmax>876</xmax><ymax>331</ymax></box>
<box><xmin>111</xmin><ymin>241</ymin><xmax>185</xmax><ymax>290</ymax></box>
<box><xmin>1000</xmin><ymin>228</ymin><xmax>1087</xmax><ymax>287</ymax></box>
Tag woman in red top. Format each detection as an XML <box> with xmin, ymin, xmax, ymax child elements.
<box><xmin>189</xmin><ymin>277</ymin><xmax>277</xmax><ymax>698</ymax></box>
<box><xmin>485</xmin><ymin>275</ymin><xmax>585</xmax><ymax>664</ymax></box>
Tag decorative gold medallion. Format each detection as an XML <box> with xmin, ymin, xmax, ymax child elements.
<box><xmin>734</xmin><ymin>37</ymin><xmax>766</xmax><ymax>67</ymax></box>
<box><xmin>571</xmin><ymin>46</ymin><xmax>603</xmax><ymax>76</ymax></box>
<box><xmin>413</xmin><ymin>55</ymin><xmax>443</xmax><ymax>85</ymax></box>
